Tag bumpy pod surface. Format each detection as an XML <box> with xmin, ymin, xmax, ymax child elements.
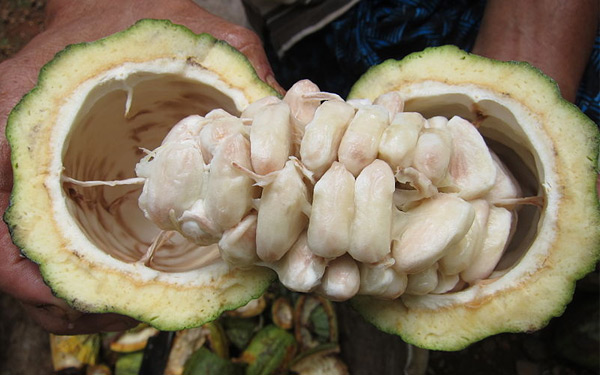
<box><xmin>5</xmin><ymin>20</ymin><xmax>599</xmax><ymax>351</ymax></box>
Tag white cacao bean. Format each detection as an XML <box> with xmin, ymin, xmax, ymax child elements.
<box><xmin>218</xmin><ymin>213</ymin><xmax>259</xmax><ymax>267</ymax></box>
<box><xmin>317</xmin><ymin>255</ymin><xmax>360</xmax><ymax>301</ymax></box>
<box><xmin>348</xmin><ymin>159</ymin><xmax>395</xmax><ymax>263</ymax></box>
<box><xmin>249</xmin><ymin>101</ymin><xmax>292</xmax><ymax>175</ymax></box>
<box><xmin>255</xmin><ymin>160</ymin><xmax>310</xmax><ymax>262</ymax></box>
<box><xmin>307</xmin><ymin>162</ymin><xmax>355</xmax><ymax>258</ymax></box>
<box><xmin>446</xmin><ymin>116</ymin><xmax>497</xmax><ymax>199</ymax></box>
<box><xmin>271</xmin><ymin>232</ymin><xmax>327</xmax><ymax>293</ymax></box>
<box><xmin>392</xmin><ymin>194</ymin><xmax>475</xmax><ymax>274</ymax></box>
<box><xmin>204</xmin><ymin>133</ymin><xmax>254</xmax><ymax>233</ymax></box>
<box><xmin>299</xmin><ymin>100</ymin><xmax>355</xmax><ymax>177</ymax></box>
<box><xmin>378</xmin><ymin>112</ymin><xmax>425</xmax><ymax>170</ymax></box>
<box><xmin>338</xmin><ymin>104</ymin><xmax>389</xmax><ymax>176</ymax></box>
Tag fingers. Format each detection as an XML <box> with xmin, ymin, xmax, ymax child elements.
<box><xmin>0</xmin><ymin>219</ymin><xmax>139</xmax><ymax>334</ymax></box>
<box><xmin>42</xmin><ymin>0</ymin><xmax>284</xmax><ymax>94</ymax></box>
<box><xmin>228</xmin><ymin>32</ymin><xmax>285</xmax><ymax>95</ymax></box>
<box><xmin>473</xmin><ymin>0</ymin><xmax>598</xmax><ymax>103</ymax></box>
<box><xmin>0</xmin><ymin>191</ymin><xmax>67</xmax><ymax>316</ymax></box>
<box><xmin>21</xmin><ymin>303</ymin><xmax>139</xmax><ymax>334</ymax></box>
<box><xmin>0</xmin><ymin>185</ymin><xmax>139</xmax><ymax>334</ymax></box>
<box><xmin>168</xmin><ymin>6</ymin><xmax>285</xmax><ymax>94</ymax></box>
<box><xmin>0</xmin><ymin>58</ymin><xmax>41</xmax><ymax>195</ymax></box>
<box><xmin>0</xmin><ymin>0</ymin><xmax>282</xmax><ymax>336</ymax></box>
<box><xmin>0</xmin><ymin>194</ymin><xmax>139</xmax><ymax>334</ymax></box>
<box><xmin>210</xmin><ymin>23</ymin><xmax>284</xmax><ymax>94</ymax></box>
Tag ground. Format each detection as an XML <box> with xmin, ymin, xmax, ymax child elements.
<box><xmin>0</xmin><ymin>0</ymin><xmax>45</xmax><ymax>60</ymax></box>
<box><xmin>0</xmin><ymin>1</ymin><xmax>598</xmax><ymax>374</ymax></box>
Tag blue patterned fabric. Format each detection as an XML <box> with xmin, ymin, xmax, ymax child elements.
<box><xmin>267</xmin><ymin>0</ymin><xmax>599</xmax><ymax>125</ymax></box>
<box><xmin>576</xmin><ymin>34</ymin><xmax>600</xmax><ymax>125</ymax></box>
<box><xmin>328</xmin><ymin>0</ymin><xmax>485</xmax><ymax>75</ymax></box>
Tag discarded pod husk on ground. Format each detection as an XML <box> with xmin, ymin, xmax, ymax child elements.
<box><xmin>164</xmin><ymin>327</ymin><xmax>211</xmax><ymax>375</ymax></box>
<box><xmin>6</xmin><ymin>19</ymin><xmax>599</xmax><ymax>352</ymax></box>
<box><xmin>50</xmin><ymin>334</ymin><xmax>102</xmax><ymax>373</ymax></box>
<box><xmin>224</xmin><ymin>294</ymin><xmax>268</xmax><ymax>319</ymax></box>
<box><xmin>239</xmin><ymin>324</ymin><xmax>298</xmax><ymax>375</ymax></box>
<box><xmin>294</xmin><ymin>295</ymin><xmax>339</xmax><ymax>352</ymax></box>
<box><xmin>290</xmin><ymin>343</ymin><xmax>350</xmax><ymax>375</ymax></box>
<box><xmin>48</xmin><ymin>287</ymin><xmax>344</xmax><ymax>374</ymax></box>
<box><xmin>109</xmin><ymin>324</ymin><xmax>160</xmax><ymax>353</ymax></box>
<box><xmin>114</xmin><ymin>352</ymin><xmax>144</xmax><ymax>375</ymax></box>
<box><xmin>271</xmin><ymin>296</ymin><xmax>294</xmax><ymax>330</ymax></box>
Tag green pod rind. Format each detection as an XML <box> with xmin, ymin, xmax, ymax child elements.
<box><xmin>348</xmin><ymin>45</ymin><xmax>600</xmax><ymax>351</ymax></box>
<box><xmin>4</xmin><ymin>19</ymin><xmax>277</xmax><ymax>330</ymax></box>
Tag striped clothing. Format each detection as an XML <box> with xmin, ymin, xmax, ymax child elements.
<box><xmin>255</xmin><ymin>0</ymin><xmax>599</xmax><ymax>125</ymax></box>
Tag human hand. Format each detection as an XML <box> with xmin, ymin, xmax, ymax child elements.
<box><xmin>0</xmin><ymin>0</ymin><xmax>279</xmax><ymax>334</ymax></box>
<box><xmin>473</xmin><ymin>0</ymin><xmax>600</xmax><ymax>201</ymax></box>
<box><xmin>472</xmin><ymin>0</ymin><xmax>598</xmax><ymax>103</ymax></box>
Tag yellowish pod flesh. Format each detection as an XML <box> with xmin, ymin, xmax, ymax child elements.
<box><xmin>4</xmin><ymin>19</ymin><xmax>599</xmax><ymax>354</ymax></box>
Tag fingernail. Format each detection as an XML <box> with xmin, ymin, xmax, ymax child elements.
<box><xmin>265</xmin><ymin>73</ymin><xmax>285</xmax><ymax>95</ymax></box>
